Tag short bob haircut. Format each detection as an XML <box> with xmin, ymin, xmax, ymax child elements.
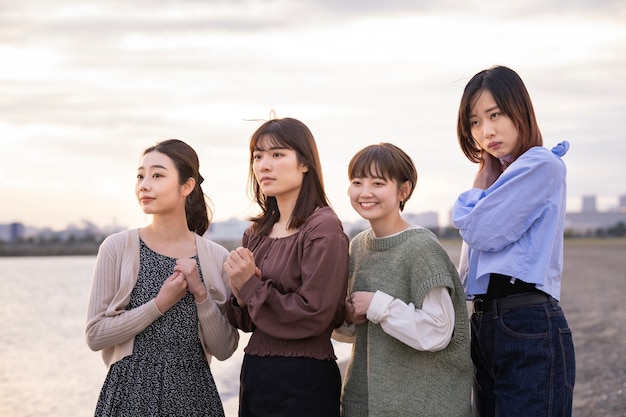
<box><xmin>247</xmin><ymin>117</ymin><xmax>329</xmax><ymax>236</ymax></box>
<box><xmin>348</xmin><ymin>142</ymin><xmax>418</xmax><ymax>211</ymax></box>
<box><xmin>457</xmin><ymin>65</ymin><xmax>543</xmax><ymax>164</ymax></box>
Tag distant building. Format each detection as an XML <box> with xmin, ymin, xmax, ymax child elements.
<box><xmin>204</xmin><ymin>218</ymin><xmax>250</xmax><ymax>242</ymax></box>
<box><xmin>581</xmin><ymin>195</ymin><xmax>597</xmax><ymax>213</ymax></box>
<box><xmin>566</xmin><ymin>195</ymin><xmax>626</xmax><ymax>235</ymax></box>
<box><xmin>404</xmin><ymin>211</ymin><xmax>439</xmax><ymax>229</ymax></box>
<box><xmin>0</xmin><ymin>222</ymin><xmax>25</xmax><ymax>242</ymax></box>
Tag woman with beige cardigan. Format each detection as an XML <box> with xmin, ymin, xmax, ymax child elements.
<box><xmin>86</xmin><ymin>139</ymin><xmax>239</xmax><ymax>417</ymax></box>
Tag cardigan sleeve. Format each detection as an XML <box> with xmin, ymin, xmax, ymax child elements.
<box><xmin>195</xmin><ymin>237</ymin><xmax>239</xmax><ymax>361</ymax></box>
<box><xmin>85</xmin><ymin>232</ymin><xmax>163</xmax><ymax>352</ymax></box>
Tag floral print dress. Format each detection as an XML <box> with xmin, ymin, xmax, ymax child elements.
<box><xmin>95</xmin><ymin>239</ymin><xmax>225</xmax><ymax>417</ymax></box>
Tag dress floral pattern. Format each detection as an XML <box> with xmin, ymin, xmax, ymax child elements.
<box><xmin>95</xmin><ymin>239</ymin><xmax>225</xmax><ymax>417</ymax></box>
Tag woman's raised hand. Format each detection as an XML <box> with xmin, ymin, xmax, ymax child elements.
<box><xmin>224</xmin><ymin>247</ymin><xmax>259</xmax><ymax>305</ymax></box>
<box><xmin>175</xmin><ymin>258</ymin><xmax>208</xmax><ymax>303</ymax></box>
<box><xmin>155</xmin><ymin>271</ymin><xmax>188</xmax><ymax>313</ymax></box>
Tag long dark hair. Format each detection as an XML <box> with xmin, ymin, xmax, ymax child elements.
<box><xmin>247</xmin><ymin>118</ymin><xmax>329</xmax><ymax>236</ymax></box>
<box><xmin>143</xmin><ymin>139</ymin><xmax>212</xmax><ymax>235</ymax></box>
<box><xmin>457</xmin><ymin>65</ymin><xmax>543</xmax><ymax>164</ymax></box>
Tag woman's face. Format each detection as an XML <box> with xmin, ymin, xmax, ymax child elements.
<box><xmin>469</xmin><ymin>89</ymin><xmax>519</xmax><ymax>161</ymax></box>
<box><xmin>135</xmin><ymin>151</ymin><xmax>190</xmax><ymax>216</ymax></box>
<box><xmin>252</xmin><ymin>135</ymin><xmax>308</xmax><ymax>203</ymax></box>
<box><xmin>348</xmin><ymin>165</ymin><xmax>407</xmax><ymax>228</ymax></box>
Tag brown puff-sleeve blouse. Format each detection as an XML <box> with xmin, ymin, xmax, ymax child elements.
<box><xmin>225</xmin><ymin>206</ymin><xmax>349</xmax><ymax>360</ymax></box>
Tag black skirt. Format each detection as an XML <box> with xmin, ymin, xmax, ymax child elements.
<box><xmin>238</xmin><ymin>354</ymin><xmax>341</xmax><ymax>417</ymax></box>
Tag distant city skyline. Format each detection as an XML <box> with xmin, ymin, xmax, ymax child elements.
<box><xmin>3</xmin><ymin>192</ymin><xmax>625</xmax><ymax>233</ymax></box>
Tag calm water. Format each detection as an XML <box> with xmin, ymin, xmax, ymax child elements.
<box><xmin>0</xmin><ymin>256</ymin><xmax>353</xmax><ymax>417</ymax></box>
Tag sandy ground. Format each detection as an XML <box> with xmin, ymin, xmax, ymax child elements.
<box><xmin>442</xmin><ymin>238</ymin><xmax>626</xmax><ymax>417</ymax></box>
<box><xmin>558</xmin><ymin>239</ymin><xmax>626</xmax><ymax>417</ymax></box>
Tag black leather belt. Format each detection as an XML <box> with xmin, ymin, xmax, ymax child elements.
<box><xmin>473</xmin><ymin>291</ymin><xmax>551</xmax><ymax>313</ymax></box>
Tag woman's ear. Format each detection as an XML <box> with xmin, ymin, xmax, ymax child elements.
<box><xmin>182</xmin><ymin>177</ymin><xmax>196</xmax><ymax>197</ymax></box>
<box><xmin>399</xmin><ymin>180</ymin><xmax>411</xmax><ymax>201</ymax></box>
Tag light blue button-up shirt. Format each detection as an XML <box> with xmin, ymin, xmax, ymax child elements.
<box><xmin>453</xmin><ymin>142</ymin><xmax>569</xmax><ymax>300</ymax></box>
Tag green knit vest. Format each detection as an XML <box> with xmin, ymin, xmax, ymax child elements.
<box><xmin>341</xmin><ymin>227</ymin><xmax>472</xmax><ymax>417</ymax></box>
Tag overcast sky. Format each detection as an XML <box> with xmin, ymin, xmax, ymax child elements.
<box><xmin>1</xmin><ymin>0</ymin><xmax>625</xmax><ymax>230</ymax></box>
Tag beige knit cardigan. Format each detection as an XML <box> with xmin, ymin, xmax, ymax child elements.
<box><xmin>85</xmin><ymin>228</ymin><xmax>239</xmax><ymax>367</ymax></box>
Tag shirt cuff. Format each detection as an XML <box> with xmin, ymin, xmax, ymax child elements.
<box><xmin>367</xmin><ymin>290</ymin><xmax>394</xmax><ymax>324</ymax></box>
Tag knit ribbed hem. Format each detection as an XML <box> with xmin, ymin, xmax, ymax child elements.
<box><xmin>244</xmin><ymin>330</ymin><xmax>337</xmax><ymax>360</ymax></box>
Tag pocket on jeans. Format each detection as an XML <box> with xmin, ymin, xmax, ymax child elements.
<box><xmin>499</xmin><ymin>306</ymin><xmax>548</xmax><ymax>338</ymax></box>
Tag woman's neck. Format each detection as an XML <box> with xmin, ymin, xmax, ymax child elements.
<box><xmin>140</xmin><ymin>217</ymin><xmax>197</xmax><ymax>257</ymax></box>
<box><xmin>269</xmin><ymin>195</ymin><xmax>299</xmax><ymax>238</ymax></box>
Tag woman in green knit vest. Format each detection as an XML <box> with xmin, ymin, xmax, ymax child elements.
<box><xmin>333</xmin><ymin>143</ymin><xmax>472</xmax><ymax>417</ymax></box>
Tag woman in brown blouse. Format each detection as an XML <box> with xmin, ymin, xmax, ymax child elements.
<box><xmin>224</xmin><ymin>117</ymin><xmax>349</xmax><ymax>417</ymax></box>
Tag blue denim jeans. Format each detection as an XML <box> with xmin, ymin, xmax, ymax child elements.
<box><xmin>471</xmin><ymin>298</ymin><xmax>575</xmax><ymax>417</ymax></box>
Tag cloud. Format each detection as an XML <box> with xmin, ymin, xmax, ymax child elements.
<box><xmin>0</xmin><ymin>0</ymin><xmax>624</xmax><ymax>227</ymax></box>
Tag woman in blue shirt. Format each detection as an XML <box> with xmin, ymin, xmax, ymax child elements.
<box><xmin>453</xmin><ymin>65</ymin><xmax>575</xmax><ymax>417</ymax></box>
